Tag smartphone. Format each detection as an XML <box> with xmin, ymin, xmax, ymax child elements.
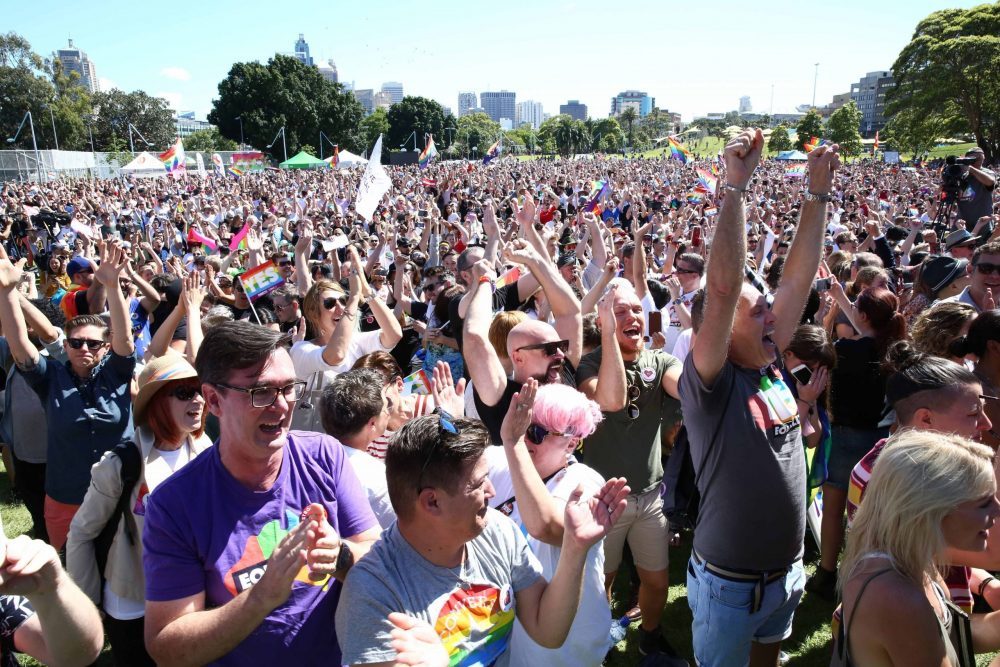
<box><xmin>790</xmin><ymin>364</ymin><xmax>813</xmax><ymax>386</ymax></box>
<box><xmin>813</xmin><ymin>277</ymin><xmax>833</xmax><ymax>292</ymax></box>
<box><xmin>649</xmin><ymin>311</ymin><xmax>662</xmax><ymax>334</ymax></box>
<box><xmin>691</xmin><ymin>226</ymin><xmax>702</xmax><ymax>247</ymax></box>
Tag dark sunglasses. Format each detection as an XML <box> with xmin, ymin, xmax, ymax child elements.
<box><xmin>278</xmin><ymin>259</ymin><xmax>293</xmax><ymax>267</ymax></box>
<box><xmin>417</xmin><ymin>410</ymin><xmax>460</xmax><ymax>491</ymax></box>
<box><xmin>525</xmin><ymin>423</ymin><xmax>572</xmax><ymax>445</ymax></box>
<box><xmin>516</xmin><ymin>339</ymin><xmax>569</xmax><ymax>357</ymax></box>
<box><xmin>626</xmin><ymin>384</ymin><xmax>641</xmax><ymax>420</ymax></box>
<box><xmin>976</xmin><ymin>262</ymin><xmax>1000</xmax><ymax>276</ymax></box>
<box><xmin>170</xmin><ymin>385</ymin><xmax>202</xmax><ymax>401</ymax></box>
<box><xmin>67</xmin><ymin>337</ymin><xmax>106</xmax><ymax>350</ymax></box>
<box><xmin>323</xmin><ymin>295</ymin><xmax>348</xmax><ymax>310</ymax></box>
<box><xmin>673</xmin><ymin>267</ymin><xmax>699</xmax><ymax>275</ymax></box>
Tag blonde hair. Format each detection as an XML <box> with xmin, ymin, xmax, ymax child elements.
<box><xmin>488</xmin><ymin>311</ymin><xmax>528</xmax><ymax>363</ymax></box>
<box><xmin>302</xmin><ymin>279</ymin><xmax>349</xmax><ymax>331</ymax></box>
<box><xmin>911</xmin><ymin>301</ymin><xmax>976</xmax><ymax>359</ymax></box>
<box><xmin>841</xmin><ymin>430</ymin><xmax>996</xmax><ymax>591</ymax></box>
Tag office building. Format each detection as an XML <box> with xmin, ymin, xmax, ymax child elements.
<box><xmin>317</xmin><ymin>59</ymin><xmax>339</xmax><ymax>84</ymax></box>
<box><xmin>515</xmin><ymin>100</ymin><xmax>544</xmax><ymax>129</ymax></box>
<box><xmin>55</xmin><ymin>39</ymin><xmax>99</xmax><ymax>93</ymax></box>
<box><xmin>480</xmin><ymin>91</ymin><xmax>516</xmax><ymax>123</ymax></box>
<box><xmin>353</xmin><ymin>89</ymin><xmax>375</xmax><ymax>115</ymax></box>
<box><xmin>850</xmin><ymin>71</ymin><xmax>895</xmax><ymax>136</ymax></box>
<box><xmin>374</xmin><ymin>90</ymin><xmax>394</xmax><ymax>111</ymax></box>
<box><xmin>381</xmin><ymin>82</ymin><xmax>404</xmax><ymax>105</ymax></box>
<box><xmin>739</xmin><ymin>96</ymin><xmax>752</xmax><ymax>114</ymax></box>
<box><xmin>610</xmin><ymin>90</ymin><xmax>654</xmax><ymax>117</ymax></box>
<box><xmin>175</xmin><ymin>112</ymin><xmax>214</xmax><ymax>139</ymax></box>
<box><xmin>293</xmin><ymin>34</ymin><xmax>314</xmax><ymax>67</ymax></box>
<box><xmin>819</xmin><ymin>92</ymin><xmax>852</xmax><ymax>119</ymax></box>
<box><xmin>560</xmin><ymin>100</ymin><xmax>588</xmax><ymax>121</ymax></box>
<box><xmin>457</xmin><ymin>91</ymin><xmax>477</xmax><ymax>117</ymax></box>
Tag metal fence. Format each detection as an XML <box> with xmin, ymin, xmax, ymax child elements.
<box><xmin>0</xmin><ymin>150</ymin><xmax>251</xmax><ymax>183</ymax></box>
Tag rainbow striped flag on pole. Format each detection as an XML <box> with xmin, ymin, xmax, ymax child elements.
<box><xmin>230</xmin><ymin>221</ymin><xmax>250</xmax><ymax>250</ymax></box>
<box><xmin>483</xmin><ymin>137</ymin><xmax>502</xmax><ymax>165</ymax></box>
<box><xmin>583</xmin><ymin>180</ymin><xmax>611</xmax><ymax>213</ymax></box>
<box><xmin>785</xmin><ymin>164</ymin><xmax>807</xmax><ymax>179</ymax></box>
<box><xmin>667</xmin><ymin>136</ymin><xmax>690</xmax><ymax>164</ymax></box>
<box><xmin>695</xmin><ymin>168</ymin><xmax>718</xmax><ymax>195</ymax></box>
<box><xmin>401</xmin><ymin>369</ymin><xmax>431</xmax><ymax>396</ymax></box>
<box><xmin>418</xmin><ymin>135</ymin><xmax>438</xmax><ymax>170</ymax></box>
<box><xmin>159</xmin><ymin>138</ymin><xmax>186</xmax><ymax>174</ymax></box>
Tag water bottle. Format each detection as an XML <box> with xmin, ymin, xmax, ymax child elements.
<box><xmin>608</xmin><ymin>615</ymin><xmax>631</xmax><ymax>643</ymax></box>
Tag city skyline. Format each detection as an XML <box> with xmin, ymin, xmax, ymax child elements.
<box><xmin>7</xmin><ymin>0</ymin><xmax>984</xmax><ymax>126</ymax></box>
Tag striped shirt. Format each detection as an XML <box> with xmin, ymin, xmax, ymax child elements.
<box><xmin>367</xmin><ymin>393</ymin><xmax>434</xmax><ymax>460</ymax></box>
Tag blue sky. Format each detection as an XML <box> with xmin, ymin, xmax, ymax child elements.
<box><xmin>8</xmin><ymin>0</ymin><xmax>984</xmax><ymax>122</ymax></box>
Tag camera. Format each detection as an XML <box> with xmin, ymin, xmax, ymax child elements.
<box><xmin>942</xmin><ymin>155</ymin><xmax>975</xmax><ymax>195</ymax></box>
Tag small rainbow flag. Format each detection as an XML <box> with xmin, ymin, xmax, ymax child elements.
<box><xmin>159</xmin><ymin>138</ymin><xmax>186</xmax><ymax>173</ymax></box>
<box><xmin>227</xmin><ymin>165</ymin><xmax>244</xmax><ymax>178</ymax></box>
<box><xmin>483</xmin><ymin>137</ymin><xmax>502</xmax><ymax>165</ymax></box>
<box><xmin>803</xmin><ymin>137</ymin><xmax>829</xmax><ymax>152</ymax></box>
<box><xmin>667</xmin><ymin>136</ymin><xmax>690</xmax><ymax>164</ymax></box>
<box><xmin>687</xmin><ymin>192</ymin><xmax>703</xmax><ymax>203</ymax></box>
<box><xmin>695</xmin><ymin>168</ymin><xmax>718</xmax><ymax>195</ymax></box>
<box><xmin>785</xmin><ymin>164</ymin><xmax>806</xmax><ymax>179</ymax></box>
<box><xmin>401</xmin><ymin>369</ymin><xmax>431</xmax><ymax>396</ymax></box>
<box><xmin>230</xmin><ymin>221</ymin><xmax>250</xmax><ymax>250</ymax></box>
<box><xmin>418</xmin><ymin>135</ymin><xmax>438</xmax><ymax>170</ymax></box>
<box><xmin>583</xmin><ymin>180</ymin><xmax>611</xmax><ymax>213</ymax></box>
<box><xmin>496</xmin><ymin>267</ymin><xmax>521</xmax><ymax>288</ymax></box>
<box><xmin>187</xmin><ymin>228</ymin><xmax>217</xmax><ymax>252</ymax></box>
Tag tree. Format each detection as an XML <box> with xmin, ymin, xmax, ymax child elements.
<box><xmin>591</xmin><ymin>117</ymin><xmax>624</xmax><ymax>152</ymax></box>
<box><xmin>883</xmin><ymin>108</ymin><xmax>953</xmax><ymax>159</ymax></box>
<box><xmin>208</xmin><ymin>54</ymin><xmax>364</xmax><ymax>158</ymax></box>
<box><xmin>454</xmin><ymin>112</ymin><xmax>501</xmax><ymax>158</ymax></box>
<box><xmin>888</xmin><ymin>4</ymin><xmax>1000</xmax><ymax>162</ymax></box>
<box><xmin>0</xmin><ymin>33</ymin><xmax>59</xmax><ymax>150</ymax></box>
<box><xmin>387</xmin><ymin>96</ymin><xmax>445</xmax><ymax>154</ymax></box>
<box><xmin>795</xmin><ymin>109</ymin><xmax>825</xmax><ymax>150</ymax></box>
<box><xmin>359</xmin><ymin>108</ymin><xmax>389</xmax><ymax>154</ymax></box>
<box><xmin>441</xmin><ymin>113</ymin><xmax>457</xmax><ymax>149</ymax></box>
<box><xmin>183</xmin><ymin>127</ymin><xmax>238</xmax><ymax>152</ymax></box>
<box><xmin>46</xmin><ymin>58</ymin><xmax>93</xmax><ymax>150</ymax></box>
<box><xmin>619</xmin><ymin>107</ymin><xmax>639</xmax><ymax>147</ymax></box>
<box><xmin>826</xmin><ymin>101</ymin><xmax>864</xmax><ymax>155</ymax></box>
<box><xmin>91</xmin><ymin>89</ymin><xmax>175</xmax><ymax>152</ymax></box>
<box><xmin>768</xmin><ymin>124</ymin><xmax>793</xmax><ymax>152</ymax></box>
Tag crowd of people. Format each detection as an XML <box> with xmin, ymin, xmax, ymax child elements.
<box><xmin>0</xmin><ymin>133</ymin><xmax>995</xmax><ymax>666</ymax></box>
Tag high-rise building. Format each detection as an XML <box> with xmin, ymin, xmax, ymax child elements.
<box><xmin>317</xmin><ymin>59</ymin><xmax>339</xmax><ymax>84</ymax></box>
<box><xmin>457</xmin><ymin>92</ymin><xmax>477</xmax><ymax>117</ymax></box>
<box><xmin>610</xmin><ymin>91</ymin><xmax>654</xmax><ymax>117</ymax></box>
<box><xmin>374</xmin><ymin>90</ymin><xmax>394</xmax><ymax>111</ymax></box>
<box><xmin>175</xmin><ymin>112</ymin><xmax>214</xmax><ymax>139</ymax></box>
<box><xmin>850</xmin><ymin>71</ymin><xmax>895</xmax><ymax>137</ymax></box>
<box><xmin>739</xmin><ymin>96</ymin><xmax>752</xmax><ymax>114</ymax></box>
<box><xmin>381</xmin><ymin>82</ymin><xmax>404</xmax><ymax>105</ymax></box>
<box><xmin>515</xmin><ymin>100</ymin><xmax>544</xmax><ymax>129</ymax></box>
<box><xmin>55</xmin><ymin>39</ymin><xmax>99</xmax><ymax>93</ymax></box>
<box><xmin>294</xmin><ymin>34</ymin><xmax>314</xmax><ymax>66</ymax></box>
<box><xmin>480</xmin><ymin>91</ymin><xmax>516</xmax><ymax>124</ymax></box>
<box><xmin>559</xmin><ymin>100</ymin><xmax>588</xmax><ymax>121</ymax></box>
<box><xmin>353</xmin><ymin>89</ymin><xmax>375</xmax><ymax>115</ymax></box>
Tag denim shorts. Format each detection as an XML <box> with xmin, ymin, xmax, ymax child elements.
<box><xmin>827</xmin><ymin>425</ymin><xmax>887</xmax><ymax>490</ymax></box>
<box><xmin>686</xmin><ymin>556</ymin><xmax>805</xmax><ymax>667</ymax></box>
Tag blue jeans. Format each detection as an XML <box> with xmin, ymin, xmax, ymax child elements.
<box><xmin>686</xmin><ymin>556</ymin><xmax>805</xmax><ymax>667</ymax></box>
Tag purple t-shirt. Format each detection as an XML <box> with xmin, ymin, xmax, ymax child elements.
<box><xmin>142</xmin><ymin>430</ymin><xmax>377</xmax><ymax>666</ymax></box>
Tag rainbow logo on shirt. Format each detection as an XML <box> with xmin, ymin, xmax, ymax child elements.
<box><xmin>747</xmin><ymin>372</ymin><xmax>801</xmax><ymax>437</ymax></box>
<box><xmin>223</xmin><ymin>508</ymin><xmax>329</xmax><ymax>596</ymax></box>
<box><xmin>434</xmin><ymin>583</ymin><xmax>515</xmax><ymax>667</ymax></box>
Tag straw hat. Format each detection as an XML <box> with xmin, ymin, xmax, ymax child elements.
<box><xmin>133</xmin><ymin>353</ymin><xmax>199</xmax><ymax>426</ymax></box>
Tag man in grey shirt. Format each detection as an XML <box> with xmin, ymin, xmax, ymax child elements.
<box><xmin>679</xmin><ymin>129</ymin><xmax>840</xmax><ymax>667</ymax></box>
<box><xmin>336</xmin><ymin>407</ymin><xmax>628</xmax><ymax>666</ymax></box>
<box><xmin>956</xmin><ymin>147</ymin><xmax>996</xmax><ymax>226</ymax></box>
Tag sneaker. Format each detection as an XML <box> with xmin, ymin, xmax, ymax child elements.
<box><xmin>625</xmin><ymin>605</ymin><xmax>642</xmax><ymax>622</ymax></box>
<box><xmin>638</xmin><ymin>627</ymin><xmax>690</xmax><ymax>666</ymax></box>
<box><xmin>805</xmin><ymin>566</ymin><xmax>838</xmax><ymax>601</ymax></box>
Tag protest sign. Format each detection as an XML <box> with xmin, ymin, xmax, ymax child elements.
<box><xmin>239</xmin><ymin>260</ymin><xmax>285</xmax><ymax>300</ymax></box>
<box><xmin>356</xmin><ymin>135</ymin><xmax>392</xmax><ymax>221</ymax></box>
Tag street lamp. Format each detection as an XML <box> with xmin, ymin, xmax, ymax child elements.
<box><xmin>128</xmin><ymin>122</ymin><xmax>153</xmax><ymax>154</ymax></box>
<box><xmin>235</xmin><ymin>116</ymin><xmax>245</xmax><ymax>151</ymax></box>
<box><xmin>444</xmin><ymin>126</ymin><xmax>456</xmax><ymax>147</ymax></box>
<box><xmin>46</xmin><ymin>103</ymin><xmax>59</xmax><ymax>151</ymax></box>
<box><xmin>319</xmin><ymin>130</ymin><xmax>337</xmax><ymax>160</ymax></box>
<box><xmin>6</xmin><ymin>111</ymin><xmax>43</xmax><ymax>183</ymax></box>
<box><xmin>267</xmin><ymin>126</ymin><xmax>287</xmax><ymax>162</ymax></box>
<box><xmin>400</xmin><ymin>130</ymin><xmax>417</xmax><ymax>152</ymax></box>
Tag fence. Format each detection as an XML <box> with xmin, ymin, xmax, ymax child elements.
<box><xmin>0</xmin><ymin>150</ymin><xmax>253</xmax><ymax>183</ymax></box>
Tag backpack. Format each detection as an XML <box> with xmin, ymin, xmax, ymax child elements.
<box><xmin>93</xmin><ymin>440</ymin><xmax>142</xmax><ymax>603</ymax></box>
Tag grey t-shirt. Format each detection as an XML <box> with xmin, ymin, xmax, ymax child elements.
<box><xmin>957</xmin><ymin>168</ymin><xmax>996</xmax><ymax>225</ymax></box>
<box><xmin>336</xmin><ymin>509</ymin><xmax>544</xmax><ymax>666</ymax></box>
<box><xmin>678</xmin><ymin>354</ymin><xmax>806</xmax><ymax>571</ymax></box>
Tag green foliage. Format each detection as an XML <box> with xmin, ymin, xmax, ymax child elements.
<box><xmin>359</xmin><ymin>108</ymin><xmax>390</xmax><ymax>155</ymax></box>
<box><xmin>0</xmin><ymin>33</ymin><xmax>60</xmax><ymax>150</ymax></box>
<box><xmin>91</xmin><ymin>89</ymin><xmax>175</xmax><ymax>151</ymax></box>
<box><xmin>387</xmin><ymin>96</ymin><xmax>445</xmax><ymax>154</ymax></box>
<box><xmin>618</xmin><ymin>107</ymin><xmax>638</xmax><ymax>147</ymax></box>
<box><xmin>208</xmin><ymin>54</ymin><xmax>364</xmax><ymax>157</ymax></box>
<box><xmin>46</xmin><ymin>59</ymin><xmax>93</xmax><ymax>150</ymax></box>
<box><xmin>592</xmin><ymin>117</ymin><xmax>624</xmax><ymax>152</ymax></box>
<box><xmin>888</xmin><ymin>3</ymin><xmax>1000</xmax><ymax>161</ymax></box>
<box><xmin>883</xmin><ymin>108</ymin><xmax>952</xmax><ymax>159</ymax></box>
<box><xmin>298</xmin><ymin>144</ymin><xmax>316</xmax><ymax>157</ymax></box>
<box><xmin>826</xmin><ymin>101</ymin><xmax>864</xmax><ymax>155</ymax></box>
<box><xmin>795</xmin><ymin>109</ymin><xmax>825</xmax><ymax>150</ymax></box>
<box><xmin>454</xmin><ymin>112</ymin><xmax>501</xmax><ymax>157</ymax></box>
<box><xmin>441</xmin><ymin>113</ymin><xmax>457</xmax><ymax>149</ymax></box>
<box><xmin>768</xmin><ymin>124</ymin><xmax>793</xmax><ymax>152</ymax></box>
<box><xmin>183</xmin><ymin>127</ymin><xmax>237</xmax><ymax>152</ymax></box>
<box><xmin>506</xmin><ymin>126</ymin><xmax>537</xmax><ymax>154</ymax></box>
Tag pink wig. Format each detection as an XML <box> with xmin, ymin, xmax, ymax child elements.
<box><xmin>532</xmin><ymin>384</ymin><xmax>604</xmax><ymax>438</ymax></box>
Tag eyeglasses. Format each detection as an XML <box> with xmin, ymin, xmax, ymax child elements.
<box><xmin>516</xmin><ymin>339</ymin><xmax>569</xmax><ymax>357</ymax></box>
<box><xmin>525</xmin><ymin>423</ymin><xmax>572</xmax><ymax>445</ymax></box>
<box><xmin>323</xmin><ymin>295</ymin><xmax>347</xmax><ymax>310</ymax></box>
<box><xmin>278</xmin><ymin>259</ymin><xmax>293</xmax><ymax>267</ymax></box>
<box><xmin>170</xmin><ymin>385</ymin><xmax>202</xmax><ymax>401</ymax></box>
<box><xmin>976</xmin><ymin>262</ymin><xmax>1000</xmax><ymax>276</ymax></box>
<box><xmin>673</xmin><ymin>267</ymin><xmax>699</xmax><ymax>275</ymax></box>
<box><xmin>213</xmin><ymin>381</ymin><xmax>307</xmax><ymax>408</ymax></box>
<box><xmin>417</xmin><ymin>410</ymin><xmax>460</xmax><ymax>491</ymax></box>
<box><xmin>626</xmin><ymin>384</ymin><xmax>641</xmax><ymax>420</ymax></box>
<box><xmin>67</xmin><ymin>338</ymin><xmax>106</xmax><ymax>350</ymax></box>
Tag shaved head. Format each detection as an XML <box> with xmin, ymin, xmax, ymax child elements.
<box><xmin>506</xmin><ymin>320</ymin><xmax>558</xmax><ymax>358</ymax></box>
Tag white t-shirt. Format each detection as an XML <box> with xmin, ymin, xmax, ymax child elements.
<box><xmin>485</xmin><ymin>449</ymin><xmax>611</xmax><ymax>667</ymax></box>
<box><xmin>343</xmin><ymin>445</ymin><xmax>395</xmax><ymax>530</ymax></box>
<box><xmin>671</xmin><ymin>328</ymin><xmax>693</xmax><ymax>362</ymax></box>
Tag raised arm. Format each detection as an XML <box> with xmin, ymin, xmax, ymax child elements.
<box><xmin>294</xmin><ymin>221</ymin><xmax>315</xmax><ymax>294</ymax></box>
<box><xmin>691</xmin><ymin>129</ymin><xmax>763</xmax><ymax>387</ymax></box>
<box><xmin>0</xmin><ymin>257</ymin><xmax>39</xmax><ymax>366</ymax></box>
<box><xmin>462</xmin><ymin>260</ymin><xmax>509</xmax><ymax>406</ymax></box>
<box><xmin>578</xmin><ymin>285</ymin><xmax>627</xmax><ymax>411</ymax></box>
<box><xmin>581</xmin><ymin>258</ymin><xmax>619</xmax><ymax>315</ymax></box>
<box><xmin>93</xmin><ymin>241</ymin><xmax>135</xmax><ymax>357</ymax></box>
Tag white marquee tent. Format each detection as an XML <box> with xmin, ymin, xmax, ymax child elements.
<box><xmin>119</xmin><ymin>152</ymin><xmax>167</xmax><ymax>177</ymax></box>
<box><xmin>325</xmin><ymin>149</ymin><xmax>365</xmax><ymax>168</ymax></box>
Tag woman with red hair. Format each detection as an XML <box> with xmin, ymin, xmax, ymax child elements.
<box><xmin>66</xmin><ymin>353</ymin><xmax>213</xmax><ymax>666</ymax></box>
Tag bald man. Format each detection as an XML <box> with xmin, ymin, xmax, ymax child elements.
<box><xmin>464</xmin><ymin>240</ymin><xmax>583</xmax><ymax>444</ymax></box>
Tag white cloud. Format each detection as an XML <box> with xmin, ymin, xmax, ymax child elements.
<box><xmin>156</xmin><ymin>92</ymin><xmax>183</xmax><ymax>111</ymax></box>
<box><xmin>161</xmin><ymin>67</ymin><xmax>191</xmax><ymax>82</ymax></box>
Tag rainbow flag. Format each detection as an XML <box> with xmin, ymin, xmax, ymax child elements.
<box><xmin>695</xmin><ymin>168</ymin><xmax>718</xmax><ymax>195</ymax></box>
<box><xmin>418</xmin><ymin>135</ymin><xmax>438</xmax><ymax>170</ymax></box>
<box><xmin>784</xmin><ymin>164</ymin><xmax>806</xmax><ymax>179</ymax></box>
<box><xmin>239</xmin><ymin>260</ymin><xmax>285</xmax><ymax>300</ymax></box>
<box><xmin>482</xmin><ymin>137</ymin><xmax>502</xmax><ymax>165</ymax></box>
<box><xmin>227</xmin><ymin>165</ymin><xmax>244</xmax><ymax>178</ymax></box>
<box><xmin>583</xmin><ymin>180</ymin><xmax>611</xmax><ymax>213</ymax></box>
<box><xmin>401</xmin><ymin>369</ymin><xmax>431</xmax><ymax>396</ymax></box>
<box><xmin>873</xmin><ymin>130</ymin><xmax>880</xmax><ymax>153</ymax></box>
<box><xmin>496</xmin><ymin>267</ymin><xmax>521</xmax><ymax>288</ymax></box>
<box><xmin>686</xmin><ymin>192</ymin><xmax>703</xmax><ymax>203</ymax></box>
<box><xmin>803</xmin><ymin>136</ymin><xmax>829</xmax><ymax>152</ymax></box>
<box><xmin>230</xmin><ymin>221</ymin><xmax>250</xmax><ymax>250</ymax></box>
<box><xmin>667</xmin><ymin>136</ymin><xmax>690</xmax><ymax>164</ymax></box>
<box><xmin>187</xmin><ymin>228</ymin><xmax>217</xmax><ymax>252</ymax></box>
<box><xmin>331</xmin><ymin>145</ymin><xmax>339</xmax><ymax>168</ymax></box>
<box><xmin>159</xmin><ymin>138</ymin><xmax>186</xmax><ymax>173</ymax></box>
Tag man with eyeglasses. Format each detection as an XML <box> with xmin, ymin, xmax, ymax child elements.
<box><xmin>942</xmin><ymin>240</ymin><xmax>1000</xmax><ymax>313</ymax></box>
<box><xmin>143</xmin><ymin>321</ymin><xmax>380</xmax><ymax>666</ymax></box>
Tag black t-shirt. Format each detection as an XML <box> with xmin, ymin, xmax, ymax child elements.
<box><xmin>448</xmin><ymin>283</ymin><xmax>521</xmax><ymax>352</ymax></box>
<box><xmin>830</xmin><ymin>336</ymin><xmax>887</xmax><ymax>429</ymax></box>
<box><xmin>473</xmin><ymin>364</ymin><xmax>577</xmax><ymax>445</ymax></box>
<box><xmin>0</xmin><ymin>594</ymin><xmax>34</xmax><ymax>667</ymax></box>
<box><xmin>410</xmin><ymin>301</ymin><xmax>429</xmax><ymax>323</ymax></box>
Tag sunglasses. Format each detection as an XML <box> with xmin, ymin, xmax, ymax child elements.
<box><xmin>170</xmin><ymin>385</ymin><xmax>202</xmax><ymax>401</ymax></box>
<box><xmin>525</xmin><ymin>423</ymin><xmax>572</xmax><ymax>445</ymax></box>
<box><xmin>976</xmin><ymin>262</ymin><xmax>1000</xmax><ymax>275</ymax></box>
<box><xmin>323</xmin><ymin>295</ymin><xmax>348</xmax><ymax>310</ymax></box>
<box><xmin>673</xmin><ymin>267</ymin><xmax>699</xmax><ymax>275</ymax></box>
<box><xmin>516</xmin><ymin>339</ymin><xmax>569</xmax><ymax>357</ymax></box>
<box><xmin>417</xmin><ymin>409</ymin><xmax>460</xmax><ymax>491</ymax></box>
<box><xmin>67</xmin><ymin>338</ymin><xmax>106</xmax><ymax>350</ymax></box>
<box><xmin>278</xmin><ymin>259</ymin><xmax>293</xmax><ymax>267</ymax></box>
<box><xmin>626</xmin><ymin>384</ymin><xmax>641</xmax><ymax>420</ymax></box>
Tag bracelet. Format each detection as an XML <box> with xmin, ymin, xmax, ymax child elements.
<box><xmin>478</xmin><ymin>275</ymin><xmax>496</xmax><ymax>293</ymax></box>
<box><xmin>804</xmin><ymin>191</ymin><xmax>835</xmax><ymax>204</ymax></box>
<box><xmin>724</xmin><ymin>183</ymin><xmax>748</xmax><ymax>194</ymax></box>
<box><xmin>979</xmin><ymin>576</ymin><xmax>996</xmax><ymax>598</ymax></box>
<box><xmin>672</xmin><ymin>297</ymin><xmax>684</xmax><ymax>305</ymax></box>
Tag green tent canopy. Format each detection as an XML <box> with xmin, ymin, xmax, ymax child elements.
<box><xmin>279</xmin><ymin>151</ymin><xmax>328</xmax><ymax>169</ymax></box>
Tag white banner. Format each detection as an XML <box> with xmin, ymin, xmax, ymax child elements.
<box><xmin>196</xmin><ymin>153</ymin><xmax>207</xmax><ymax>178</ymax></box>
<box><xmin>355</xmin><ymin>135</ymin><xmax>392</xmax><ymax>221</ymax></box>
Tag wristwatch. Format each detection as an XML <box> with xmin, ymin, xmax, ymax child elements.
<box><xmin>804</xmin><ymin>191</ymin><xmax>835</xmax><ymax>204</ymax></box>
